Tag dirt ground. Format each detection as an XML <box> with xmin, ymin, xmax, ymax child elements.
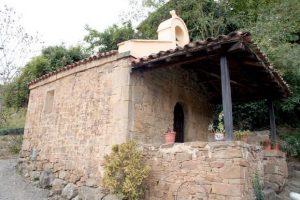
<box><xmin>0</xmin><ymin>135</ymin><xmax>48</xmax><ymax>200</ymax></box>
<box><xmin>0</xmin><ymin>159</ymin><xmax>48</xmax><ymax>200</ymax></box>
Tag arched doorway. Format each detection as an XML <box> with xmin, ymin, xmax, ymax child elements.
<box><xmin>173</xmin><ymin>103</ymin><xmax>184</xmax><ymax>143</ymax></box>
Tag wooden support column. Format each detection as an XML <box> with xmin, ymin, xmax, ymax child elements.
<box><xmin>220</xmin><ymin>56</ymin><xmax>233</xmax><ymax>140</ymax></box>
<box><xmin>268</xmin><ymin>100</ymin><xmax>276</xmax><ymax>143</ymax></box>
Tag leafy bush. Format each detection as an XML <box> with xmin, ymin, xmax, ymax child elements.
<box><xmin>234</xmin><ymin>130</ymin><xmax>251</xmax><ymax>140</ymax></box>
<box><xmin>2</xmin><ymin>45</ymin><xmax>88</xmax><ymax>108</ymax></box>
<box><xmin>0</xmin><ymin>128</ymin><xmax>24</xmax><ymax>136</ymax></box>
<box><xmin>7</xmin><ymin>135</ymin><xmax>23</xmax><ymax>154</ymax></box>
<box><xmin>84</xmin><ymin>22</ymin><xmax>135</xmax><ymax>54</ymax></box>
<box><xmin>103</xmin><ymin>140</ymin><xmax>151</xmax><ymax>200</ymax></box>
<box><xmin>252</xmin><ymin>173</ymin><xmax>264</xmax><ymax>200</ymax></box>
<box><xmin>0</xmin><ymin>107</ymin><xmax>26</xmax><ymax>129</ymax></box>
<box><xmin>279</xmin><ymin>129</ymin><xmax>300</xmax><ymax>159</ymax></box>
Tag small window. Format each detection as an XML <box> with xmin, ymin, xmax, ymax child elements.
<box><xmin>44</xmin><ymin>90</ymin><xmax>55</xmax><ymax>113</ymax></box>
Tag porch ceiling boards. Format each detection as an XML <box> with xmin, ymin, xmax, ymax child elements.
<box><xmin>131</xmin><ymin>32</ymin><xmax>291</xmax><ymax>103</ymax></box>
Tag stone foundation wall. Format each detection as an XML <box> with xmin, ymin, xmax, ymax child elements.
<box><xmin>142</xmin><ymin>141</ymin><xmax>264</xmax><ymax>200</ymax></box>
<box><xmin>263</xmin><ymin>150</ymin><xmax>288</xmax><ymax>193</ymax></box>
<box><xmin>129</xmin><ymin>66</ymin><xmax>213</xmax><ymax>144</ymax></box>
<box><xmin>18</xmin><ymin>141</ymin><xmax>288</xmax><ymax>200</ymax></box>
<box><xmin>20</xmin><ymin>55</ymin><xmax>132</xmax><ymax>187</ymax></box>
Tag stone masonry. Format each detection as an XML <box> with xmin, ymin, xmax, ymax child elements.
<box><xmin>18</xmin><ymin>140</ymin><xmax>288</xmax><ymax>199</ymax></box>
<box><xmin>263</xmin><ymin>150</ymin><xmax>288</xmax><ymax>194</ymax></box>
<box><xmin>19</xmin><ymin>52</ymin><xmax>288</xmax><ymax>199</ymax></box>
<box><xmin>129</xmin><ymin>65</ymin><xmax>213</xmax><ymax>144</ymax></box>
<box><xmin>20</xmin><ymin>54</ymin><xmax>133</xmax><ymax>188</ymax></box>
<box><xmin>142</xmin><ymin>142</ymin><xmax>288</xmax><ymax>200</ymax></box>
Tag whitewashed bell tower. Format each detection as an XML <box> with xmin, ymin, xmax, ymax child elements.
<box><xmin>157</xmin><ymin>10</ymin><xmax>190</xmax><ymax>47</ymax></box>
<box><xmin>118</xmin><ymin>10</ymin><xmax>190</xmax><ymax>57</ymax></box>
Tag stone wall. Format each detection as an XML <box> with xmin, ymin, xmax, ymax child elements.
<box><xmin>129</xmin><ymin>65</ymin><xmax>213</xmax><ymax>144</ymax></box>
<box><xmin>142</xmin><ymin>141</ymin><xmax>264</xmax><ymax>200</ymax></box>
<box><xmin>18</xmin><ymin>53</ymin><xmax>288</xmax><ymax>200</ymax></box>
<box><xmin>19</xmin><ymin>140</ymin><xmax>288</xmax><ymax>200</ymax></box>
<box><xmin>20</xmin><ymin>55</ymin><xmax>132</xmax><ymax>187</ymax></box>
<box><xmin>263</xmin><ymin>150</ymin><xmax>288</xmax><ymax>194</ymax></box>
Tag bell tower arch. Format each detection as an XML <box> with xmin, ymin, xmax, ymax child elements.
<box><xmin>157</xmin><ymin>10</ymin><xmax>190</xmax><ymax>48</ymax></box>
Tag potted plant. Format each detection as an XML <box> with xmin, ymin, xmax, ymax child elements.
<box><xmin>234</xmin><ymin>130</ymin><xmax>250</xmax><ymax>143</ymax></box>
<box><xmin>273</xmin><ymin>143</ymin><xmax>280</xmax><ymax>150</ymax></box>
<box><xmin>234</xmin><ymin>131</ymin><xmax>243</xmax><ymax>141</ymax></box>
<box><xmin>164</xmin><ymin>127</ymin><xmax>176</xmax><ymax>144</ymax></box>
<box><xmin>208</xmin><ymin>112</ymin><xmax>225</xmax><ymax>141</ymax></box>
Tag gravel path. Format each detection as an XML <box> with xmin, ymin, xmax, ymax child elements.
<box><xmin>0</xmin><ymin>159</ymin><xmax>48</xmax><ymax>200</ymax></box>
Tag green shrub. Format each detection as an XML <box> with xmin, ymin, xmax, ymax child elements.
<box><xmin>234</xmin><ymin>130</ymin><xmax>251</xmax><ymax>140</ymax></box>
<box><xmin>7</xmin><ymin>134</ymin><xmax>23</xmax><ymax>154</ymax></box>
<box><xmin>103</xmin><ymin>140</ymin><xmax>151</xmax><ymax>200</ymax></box>
<box><xmin>0</xmin><ymin>107</ymin><xmax>26</xmax><ymax>129</ymax></box>
<box><xmin>279</xmin><ymin>129</ymin><xmax>300</xmax><ymax>159</ymax></box>
<box><xmin>252</xmin><ymin>173</ymin><xmax>264</xmax><ymax>200</ymax></box>
<box><xmin>0</xmin><ymin>128</ymin><xmax>24</xmax><ymax>136</ymax></box>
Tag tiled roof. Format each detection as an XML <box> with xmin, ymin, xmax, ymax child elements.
<box><xmin>131</xmin><ymin>31</ymin><xmax>291</xmax><ymax>99</ymax></box>
<box><xmin>28</xmin><ymin>31</ymin><xmax>291</xmax><ymax>100</ymax></box>
<box><xmin>131</xmin><ymin>31</ymin><xmax>252</xmax><ymax>66</ymax></box>
<box><xmin>28</xmin><ymin>50</ymin><xmax>118</xmax><ymax>87</ymax></box>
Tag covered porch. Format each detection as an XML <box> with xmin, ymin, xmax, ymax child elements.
<box><xmin>131</xmin><ymin>31</ymin><xmax>291</xmax><ymax>143</ymax></box>
<box><xmin>130</xmin><ymin>32</ymin><xmax>290</xmax><ymax>199</ymax></box>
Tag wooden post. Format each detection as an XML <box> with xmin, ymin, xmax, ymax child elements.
<box><xmin>268</xmin><ymin>100</ymin><xmax>276</xmax><ymax>143</ymax></box>
<box><xmin>220</xmin><ymin>56</ymin><xmax>233</xmax><ymax>140</ymax></box>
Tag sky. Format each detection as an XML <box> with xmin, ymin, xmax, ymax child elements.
<box><xmin>1</xmin><ymin>0</ymin><xmax>131</xmax><ymax>47</ymax></box>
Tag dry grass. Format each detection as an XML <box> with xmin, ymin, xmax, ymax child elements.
<box><xmin>0</xmin><ymin>135</ymin><xmax>23</xmax><ymax>159</ymax></box>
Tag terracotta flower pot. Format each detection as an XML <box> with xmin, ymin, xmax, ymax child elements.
<box><xmin>264</xmin><ymin>140</ymin><xmax>272</xmax><ymax>150</ymax></box>
<box><xmin>242</xmin><ymin>135</ymin><xmax>248</xmax><ymax>143</ymax></box>
<box><xmin>273</xmin><ymin>143</ymin><xmax>280</xmax><ymax>150</ymax></box>
<box><xmin>165</xmin><ymin>131</ymin><xmax>176</xmax><ymax>144</ymax></box>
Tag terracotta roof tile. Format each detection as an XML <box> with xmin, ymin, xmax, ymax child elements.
<box><xmin>132</xmin><ymin>31</ymin><xmax>253</xmax><ymax>66</ymax></box>
<box><xmin>131</xmin><ymin>31</ymin><xmax>291</xmax><ymax>98</ymax></box>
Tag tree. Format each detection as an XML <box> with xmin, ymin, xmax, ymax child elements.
<box><xmin>84</xmin><ymin>22</ymin><xmax>135</xmax><ymax>54</ymax></box>
<box><xmin>245</xmin><ymin>0</ymin><xmax>300</xmax><ymax>126</ymax></box>
<box><xmin>137</xmin><ymin>0</ymin><xmax>231</xmax><ymax>40</ymax></box>
<box><xmin>3</xmin><ymin>45</ymin><xmax>88</xmax><ymax>108</ymax></box>
<box><xmin>137</xmin><ymin>0</ymin><xmax>300</xmax><ymax>128</ymax></box>
<box><xmin>3</xmin><ymin>0</ymin><xmax>300</xmax><ymax>130</ymax></box>
<box><xmin>0</xmin><ymin>5</ymin><xmax>40</xmax><ymax>84</ymax></box>
<box><xmin>120</xmin><ymin>0</ymin><xmax>167</xmax><ymax>27</ymax></box>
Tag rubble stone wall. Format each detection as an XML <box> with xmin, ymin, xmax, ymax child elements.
<box><xmin>129</xmin><ymin>66</ymin><xmax>213</xmax><ymax>144</ymax></box>
<box><xmin>20</xmin><ymin>55</ymin><xmax>132</xmax><ymax>187</ymax></box>
<box><xmin>263</xmin><ymin>150</ymin><xmax>288</xmax><ymax>193</ymax></box>
<box><xmin>143</xmin><ymin>141</ymin><xmax>265</xmax><ymax>200</ymax></box>
<box><xmin>19</xmin><ymin>141</ymin><xmax>288</xmax><ymax>200</ymax></box>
